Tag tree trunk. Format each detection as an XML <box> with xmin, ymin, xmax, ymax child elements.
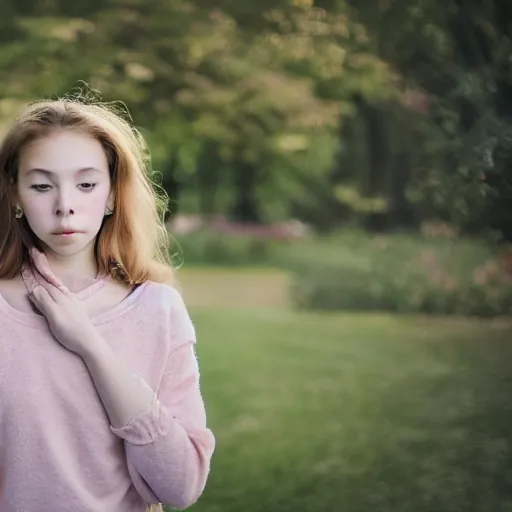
<box><xmin>388</xmin><ymin>151</ymin><xmax>416</xmax><ymax>229</ymax></box>
<box><xmin>354</xmin><ymin>95</ymin><xmax>390</xmax><ymax>231</ymax></box>
<box><xmin>231</xmin><ymin>158</ymin><xmax>260</xmax><ymax>223</ymax></box>
<box><xmin>160</xmin><ymin>154</ymin><xmax>181</xmax><ymax>221</ymax></box>
<box><xmin>196</xmin><ymin>140</ymin><xmax>222</xmax><ymax>216</ymax></box>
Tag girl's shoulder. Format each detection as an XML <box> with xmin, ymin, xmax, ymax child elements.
<box><xmin>138</xmin><ymin>280</ymin><xmax>196</xmax><ymax>342</ymax></box>
<box><xmin>136</xmin><ymin>279</ymin><xmax>189</xmax><ymax>315</ymax></box>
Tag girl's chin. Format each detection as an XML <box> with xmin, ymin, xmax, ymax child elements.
<box><xmin>37</xmin><ymin>237</ymin><xmax>96</xmax><ymax>258</ymax></box>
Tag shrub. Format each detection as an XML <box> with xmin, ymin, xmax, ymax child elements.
<box><xmin>289</xmin><ymin>234</ymin><xmax>512</xmax><ymax>317</ymax></box>
<box><xmin>169</xmin><ymin>231</ymin><xmax>276</xmax><ymax>267</ymax></box>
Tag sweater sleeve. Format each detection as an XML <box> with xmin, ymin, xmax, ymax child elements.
<box><xmin>110</xmin><ymin>292</ymin><xmax>215</xmax><ymax>509</ymax></box>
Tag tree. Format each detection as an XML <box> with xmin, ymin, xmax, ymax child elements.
<box><xmin>341</xmin><ymin>0</ymin><xmax>512</xmax><ymax>239</ymax></box>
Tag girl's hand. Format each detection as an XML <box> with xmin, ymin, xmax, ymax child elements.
<box><xmin>27</xmin><ymin>248</ymin><xmax>99</xmax><ymax>357</ymax></box>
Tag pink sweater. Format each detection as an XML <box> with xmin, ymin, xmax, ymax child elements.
<box><xmin>0</xmin><ymin>277</ymin><xmax>215</xmax><ymax>511</ymax></box>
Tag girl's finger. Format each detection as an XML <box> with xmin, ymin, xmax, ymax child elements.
<box><xmin>27</xmin><ymin>287</ymin><xmax>41</xmax><ymax>313</ymax></box>
<box><xmin>29</xmin><ymin>285</ymin><xmax>54</xmax><ymax>315</ymax></box>
<box><xmin>29</xmin><ymin>247</ymin><xmax>52</xmax><ymax>274</ymax></box>
<box><xmin>42</xmin><ymin>282</ymin><xmax>62</xmax><ymax>303</ymax></box>
<box><xmin>29</xmin><ymin>248</ymin><xmax>70</xmax><ymax>295</ymax></box>
<box><xmin>40</xmin><ymin>271</ymin><xmax>69</xmax><ymax>296</ymax></box>
<box><xmin>30</xmin><ymin>249</ymin><xmax>62</xmax><ymax>286</ymax></box>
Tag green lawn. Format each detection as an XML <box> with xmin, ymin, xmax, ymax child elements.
<box><xmin>173</xmin><ymin>268</ymin><xmax>512</xmax><ymax>512</ymax></box>
<box><xmin>177</xmin><ymin>267</ymin><xmax>290</xmax><ymax>310</ymax></box>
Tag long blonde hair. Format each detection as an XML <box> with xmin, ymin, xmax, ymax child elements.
<box><xmin>0</xmin><ymin>97</ymin><xmax>174</xmax><ymax>286</ymax></box>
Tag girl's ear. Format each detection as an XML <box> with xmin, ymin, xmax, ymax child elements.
<box><xmin>105</xmin><ymin>191</ymin><xmax>115</xmax><ymax>215</ymax></box>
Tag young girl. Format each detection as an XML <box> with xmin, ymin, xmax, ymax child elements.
<box><xmin>0</xmin><ymin>98</ymin><xmax>215</xmax><ymax>512</ymax></box>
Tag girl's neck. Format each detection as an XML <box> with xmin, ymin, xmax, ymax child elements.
<box><xmin>38</xmin><ymin>246</ymin><xmax>100</xmax><ymax>288</ymax></box>
<box><xmin>22</xmin><ymin>256</ymin><xmax>108</xmax><ymax>298</ymax></box>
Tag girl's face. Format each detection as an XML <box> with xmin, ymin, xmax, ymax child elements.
<box><xmin>15</xmin><ymin>130</ymin><xmax>113</xmax><ymax>259</ymax></box>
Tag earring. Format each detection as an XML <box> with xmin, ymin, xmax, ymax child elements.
<box><xmin>105</xmin><ymin>206</ymin><xmax>114</xmax><ymax>216</ymax></box>
<box><xmin>14</xmin><ymin>205</ymin><xmax>23</xmax><ymax>219</ymax></box>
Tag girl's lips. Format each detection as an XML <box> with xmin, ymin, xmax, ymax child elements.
<box><xmin>53</xmin><ymin>231</ymin><xmax>79</xmax><ymax>237</ymax></box>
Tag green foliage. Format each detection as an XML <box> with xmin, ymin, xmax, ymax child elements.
<box><xmin>0</xmin><ymin>0</ymin><xmax>394</xmax><ymax>224</ymax></box>
<box><xmin>335</xmin><ymin>185</ymin><xmax>388</xmax><ymax>213</ymax></box>
<box><xmin>340</xmin><ymin>0</ymin><xmax>512</xmax><ymax>238</ymax></box>
<box><xmin>288</xmin><ymin>232</ymin><xmax>512</xmax><ymax>317</ymax></box>
<box><xmin>1</xmin><ymin>0</ymin><xmax>511</xmax><ymax>235</ymax></box>
<box><xmin>170</xmin><ymin>231</ymin><xmax>276</xmax><ymax>267</ymax></box>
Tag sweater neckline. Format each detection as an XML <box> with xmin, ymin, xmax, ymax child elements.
<box><xmin>0</xmin><ymin>269</ymin><xmax>150</xmax><ymax>330</ymax></box>
<box><xmin>20</xmin><ymin>264</ymin><xmax>109</xmax><ymax>301</ymax></box>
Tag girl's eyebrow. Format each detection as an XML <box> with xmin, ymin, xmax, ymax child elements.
<box><xmin>26</xmin><ymin>167</ymin><xmax>103</xmax><ymax>176</ymax></box>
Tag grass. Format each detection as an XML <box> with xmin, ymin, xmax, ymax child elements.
<box><xmin>177</xmin><ymin>267</ymin><xmax>290</xmax><ymax>310</ymax></box>
<box><xmin>169</xmin><ymin>267</ymin><xmax>512</xmax><ymax>512</ymax></box>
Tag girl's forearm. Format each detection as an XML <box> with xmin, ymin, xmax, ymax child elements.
<box><xmin>81</xmin><ymin>332</ymin><xmax>155</xmax><ymax>429</ymax></box>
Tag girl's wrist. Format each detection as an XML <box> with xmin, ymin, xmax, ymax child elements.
<box><xmin>79</xmin><ymin>328</ymin><xmax>108</xmax><ymax>363</ymax></box>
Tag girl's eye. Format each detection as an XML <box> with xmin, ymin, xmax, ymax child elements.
<box><xmin>31</xmin><ymin>184</ymin><xmax>51</xmax><ymax>192</ymax></box>
<box><xmin>78</xmin><ymin>183</ymin><xmax>97</xmax><ymax>191</ymax></box>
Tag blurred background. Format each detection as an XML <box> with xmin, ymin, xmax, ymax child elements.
<box><xmin>2</xmin><ymin>0</ymin><xmax>512</xmax><ymax>510</ymax></box>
